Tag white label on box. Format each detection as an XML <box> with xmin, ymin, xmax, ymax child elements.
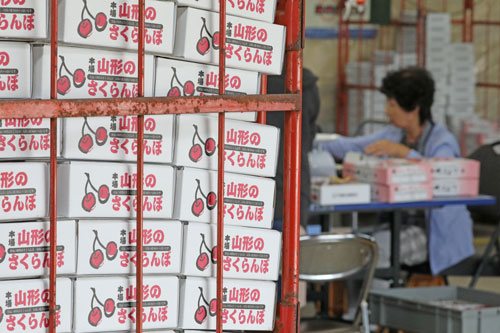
<box><xmin>174</xmin><ymin>167</ymin><xmax>276</xmax><ymax>228</ymax></box>
<box><xmin>0</xmin><ymin>278</ymin><xmax>72</xmax><ymax>333</ymax></box>
<box><xmin>0</xmin><ymin>0</ymin><xmax>48</xmax><ymax>40</ymax></box>
<box><xmin>59</xmin><ymin>0</ymin><xmax>176</xmax><ymax>55</ymax></box>
<box><xmin>73</xmin><ymin>276</ymin><xmax>179</xmax><ymax>332</ymax></box>
<box><xmin>312</xmin><ymin>183</ymin><xmax>371</xmax><ymax>206</ymax></box>
<box><xmin>174</xmin><ymin>7</ymin><xmax>285</xmax><ymax>75</ymax></box>
<box><xmin>77</xmin><ymin>220</ymin><xmax>182</xmax><ymax>275</ymax></box>
<box><xmin>0</xmin><ymin>42</ymin><xmax>31</xmax><ymax>98</ymax></box>
<box><xmin>176</xmin><ymin>0</ymin><xmax>277</xmax><ymax>23</ymax></box>
<box><xmin>179</xmin><ymin>277</ymin><xmax>276</xmax><ymax>331</ymax></box>
<box><xmin>62</xmin><ymin>115</ymin><xmax>174</xmax><ymax>163</ymax></box>
<box><xmin>182</xmin><ymin>222</ymin><xmax>281</xmax><ymax>280</ymax></box>
<box><xmin>0</xmin><ymin>220</ymin><xmax>76</xmax><ymax>278</ymax></box>
<box><xmin>155</xmin><ymin>57</ymin><xmax>259</xmax><ymax>122</ymax></box>
<box><xmin>32</xmin><ymin>45</ymin><xmax>154</xmax><ymax>99</ymax></box>
<box><xmin>0</xmin><ymin>162</ymin><xmax>47</xmax><ymax>221</ymax></box>
<box><xmin>174</xmin><ymin>115</ymin><xmax>280</xmax><ymax>177</ymax></box>
<box><xmin>57</xmin><ymin>161</ymin><xmax>174</xmax><ymax>219</ymax></box>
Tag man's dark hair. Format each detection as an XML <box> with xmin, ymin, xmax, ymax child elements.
<box><xmin>381</xmin><ymin>66</ymin><xmax>435</xmax><ymax>125</ymax></box>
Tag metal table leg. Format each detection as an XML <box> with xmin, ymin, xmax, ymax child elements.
<box><xmin>391</xmin><ymin>212</ymin><xmax>402</xmax><ymax>287</ymax></box>
<box><xmin>469</xmin><ymin>219</ymin><xmax>500</xmax><ymax>288</ymax></box>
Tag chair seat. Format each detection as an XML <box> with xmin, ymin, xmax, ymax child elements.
<box><xmin>300</xmin><ymin>319</ymin><xmax>360</xmax><ymax>333</ymax></box>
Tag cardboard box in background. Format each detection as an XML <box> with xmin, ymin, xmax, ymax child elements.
<box><xmin>174</xmin><ymin>167</ymin><xmax>276</xmax><ymax>229</ymax></box>
<box><xmin>373</xmin><ymin>182</ymin><xmax>433</xmax><ymax>203</ymax></box>
<box><xmin>0</xmin><ymin>162</ymin><xmax>47</xmax><ymax>221</ymax></box>
<box><xmin>433</xmin><ymin>178</ymin><xmax>479</xmax><ymax>197</ymax></box>
<box><xmin>77</xmin><ymin>220</ymin><xmax>182</xmax><ymax>275</ymax></box>
<box><xmin>155</xmin><ymin>57</ymin><xmax>259</xmax><ymax>122</ymax></box>
<box><xmin>174</xmin><ymin>7</ymin><xmax>286</xmax><ymax>75</ymax></box>
<box><xmin>61</xmin><ymin>115</ymin><xmax>175</xmax><ymax>163</ymax></box>
<box><xmin>173</xmin><ymin>114</ymin><xmax>280</xmax><ymax>177</ymax></box>
<box><xmin>176</xmin><ymin>0</ymin><xmax>277</xmax><ymax>23</ymax></box>
<box><xmin>0</xmin><ymin>42</ymin><xmax>31</xmax><ymax>98</ymax></box>
<box><xmin>179</xmin><ymin>276</ymin><xmax>276</xmax><ymax>331</ymax></box>
<box><xmin>73</xmin><ymin>276</ymin><xmax>179</xmax><ymax>332</ymax></box>
<box><xmin>0</xmin><ymin>278</ymin><xmax>72</xmax><ymax>333</ymax></box>
<box><xmin>0</xmin><ymin>220</ymin><xmax>76</xmax><ymax>278</ymax></box>
<box><xmin>182</xmin><ymin>222</ymin><xmax>281</xmax><ymax>280</ymax></box>
<box><xmin>57</xmin><ymin>161</ymin><xmax>175</xmax><ymax>219</ymax></box>
<box><xmin>427</xmin><ymin>158</ymin><xmax>480</xmax><ymax>179</ymax></box>
<box><xmin>58</xmin><ymin>0</ymin><xmax>176</xmax><ymax>55</ymax></box>
<box><xmin>0</xmin><ymin>0</ymin><xmax>48</xmax><ymax>40</ymax></box>
<box><xmin>32</xmin><ymin>45</ymin><xmax>154</xmax><ymax>99</ymax></box>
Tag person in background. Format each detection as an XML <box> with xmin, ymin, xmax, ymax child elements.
<box><xmin>321</xmin><ymin>67</ymin><xmax>474</xmax><ymax>275</ymax></box>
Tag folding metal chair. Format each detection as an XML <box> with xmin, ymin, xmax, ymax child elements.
<box><xmin>299</xmin><ymin>233</ymin><xmax>378</xmax><ymax>333</ymax></box>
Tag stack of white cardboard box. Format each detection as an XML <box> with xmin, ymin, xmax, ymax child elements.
<box><xmin>0</xmin><ymin>0</ymin><xmax>284</xmax><ymax>331</ymax></box>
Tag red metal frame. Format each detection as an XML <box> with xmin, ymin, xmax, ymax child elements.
<box><xmin>0</xmin><ymin>0</ymin><xmax>304</xmax><ymax>332</ymax></box>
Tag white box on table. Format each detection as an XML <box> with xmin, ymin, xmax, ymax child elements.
<box><xmin>0</xmin><ymin>42</ymin><xmax>31</xmax><ymax>99</ymax></box>
<box><xmin>311</xmin><ymin>182</ymin><xmax>371</xmax><ymax>206</ymax></box>
<box><xmin>174</xmin><ymin>7</ymin><xmax>286</xmax><ymax>75</ymax></box>
<box><xmin>32</xmin><ymin>45</ymin><xmax>154</xmax><ymax>99</ymax></box>
<box><xmin>57</xmin><ymin>161</ymin><xmax>175</xmax><ymax>219</ymax></box>
<box><xmin>61</xmin><ymin>115</ymin><xmax>175</xmax><ymax>163</ymax></box>
<box><xmin>0</xmin><ymin>0</ymin><xmax>48</xmax><ymax>40</ymax></box>
<box><xmin>58</xmin><ymin>0</ymin><xmax>176</xmax><ymax>55</ymax></box>
<box><xmin>77</xmin><ymin>220</ymin><xmax>182</xmax><ymax>275</ymax></box>
<box><xmin>181</xmin><ymin>222</ymin><xmax>281</xmax><ymax>280</ymax></box>
<box><xmin>73</xmin><ymin>276</ymin><xmax>179</xmax><ymax>332</ymax></box>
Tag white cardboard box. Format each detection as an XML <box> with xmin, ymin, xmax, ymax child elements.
<box><xmin>77</xmin><ymin>220</ymin><xmax>182</xmax><ymax>275</ymax></box>
<box><xmin>173</xmin><ymin>114</ymin><xmax>280</xmax><ymax>177</ymax></box>
<box><xmin>73</xmin><ymin>276</ymin><xmax>179</xmax><ymax>332</ymax></box>
<box><xmin>311</xmin><ymin>182</ymin><xmax>371</xmax><ymax>206</ymax></box>
<box><xmin>0</xmin><ymin>278</ymin><xmax>72</xmax><ymax>333</ymax></box>
<box><xmin>0</xmin><ymin>162</ymin><xmax>47</xmax><ymax>221</ymax></box>
<box><xmin>0</xmin><ymin>42</ymin><xmax>31</xmax><ymax>99</ymax></box>
<box><xmin>181</xmin><ymin>222</ymin><xmax>281</xmax><ymax>280</ymax></box>
<box><xmin>176</xmin><ymin>0</ymin><xmax>277</xmax><ymax>23</ymax></box>
<box><xmin>0</xmin><ymin>0</ymin><xmax>48</xmax><ymax>40</ymax></box>
<box><xmin>59</xmin><ymin>0</ymin><xmax>176</xmax><ymax>55</ymax></box>
<box><xmin>61</xmin><ymin>115</ymin><xmax>175</xmax><ymax>163</ymax></box>
<box><xmin>32</xmin><ymin>45</ymin><xmax>154</xmax><ymax>99</ymax></box>
<box><xmin>57</xmin><ymin>161</ymin><xmax>175</xmax><ymax>219</ymax></box>
<box><xmin>174</xmin><ymin>7</ymin><xmax>286</xmax><ymax>75</ymax></box>
<box><xmin>155</xmin><ymin>57</ymin><xmax>259</xmax><ymax>122</ymax></box>
<box><xmin>179</xmin><ymin>276</ymin><xmax>276</xmax><ymax>331</ymax></box>
<box><xmin>0</xmin><ymin>220</ymin><xmax>76</xmax><ymax>278</ymax></box>
<box><xmin>174</xmin><ymin>167</ymin><xmax>276</xmax><ymax>229</ymax></box>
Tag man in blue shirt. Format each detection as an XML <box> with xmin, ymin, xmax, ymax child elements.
<box><xmin>321</xmin><ymin>67</ymin><xmax>474</xmax><ymax>275</ymax></box>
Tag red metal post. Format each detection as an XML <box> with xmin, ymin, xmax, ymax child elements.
<box><xmin>48</xmin><ymin>0</ymin><xmax>58</xmax><ymax>331</ymax></box>
<box><xmin>257</xmin><ymin>75</ymin><xmax>268</xmax><ymax>124</ymax></box>
<box><xmin>416</xmin><ymin>0</ymin><xmax>425</xmax><ymax>66</ymax></box>
<box><xmin>336</xmin><ymin>1</ymin><xmax>345</xmax><ymax>134</ymax></box>
<box><xmin>277</xmin><ymin>0</ymin><xmax>303</xmax><ymax>331</ymax></box>
<box><xmin>216</xmin><ymin>0</ymin><xmax>227</xmax><ymax>332</ymax></box>
<box><xmin>463</xmin><ymin>0</ymin><xmax>474</xmax><ymax>43</ymax></box>
<box><xmin>136</xmin><ymin>0</ymin><xmax>146</xmax><ymax>332</ymax></box>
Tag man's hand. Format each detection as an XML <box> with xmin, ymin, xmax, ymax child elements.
<box><xmin>364</xmin><ymin>140</ymin><xmax>410</xmax><ymax>158</ymax></box>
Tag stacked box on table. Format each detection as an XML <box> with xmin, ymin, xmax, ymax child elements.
<box><xmin>0</xmin><ymin>42</ymin><xmax>31</xmax><ymax>99</ymax></box>
<box><xmin>0</xmin><ymin>0</ymin><xmax>48</xmax><ymax>40</ymax></box>
<box><xmin>427</xmin><ymin>158</ymin><xmax>480</xmax><ymax>197</ymax></box>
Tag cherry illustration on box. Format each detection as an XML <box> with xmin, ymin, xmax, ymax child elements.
<box><xmin>78</xmin><ymin>0</ymin><xmax>108</xmax><ymax>38</ymax></box>
<box><xmin>194</xmin><ymin>287</ymin><xmax>217</xmax><ymax>324</ymax></box>
<box><xmin>57</xmin><ymin>55</ymin><xmax>86</xmax><ymax>96</ymax></box>
<box><xmin>82</xmin><ymin>173</ymin><xmax>110</xmax><ymax>212</ymax></box>
<box><xmin>192</xmin><ymin>179</ymin><xmax>216</xmax><ymax>217</ymax></box>
<box><xmin>0</xmin><ymin>244</ymin><xmax>5</xmax><ymax>264</ymax></box>
<box><xmin>196</xmin><ymin>233</ymin><xmax>217</xmax><ymax>271</ymax></box>
<box><xmin>88</xmin><ymin>287</ymin><xmax>116</xmax><ymax>327</ymax></box>
<box><xmin>78</xmin><ymin>117</ymin><xmax>108</xmax><ymax>153</ymax></box>
<box><xmin>89</xmin><ymin>230</ymin><xmax>118</xmax><ymax>269</ymax></box>
<box><xmin>189</xmin><ymin>124</ymin><xmax>216</xmax><ymax>162</ymax></box>
<box><xmin>168</xmin><ymin>67</ymin><xmax>195</xmax><ymax>97</ymax></box>
<box><xmin>197</xmin><ymin>17</ymin><xmax>220</xmax><ymax>55</ymax></box>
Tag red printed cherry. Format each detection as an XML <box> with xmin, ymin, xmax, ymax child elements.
<box><xmin>212</xmin><ymin>32</ymin><xmax>220</xmax><ymax>49</ymax></box>
<box><xmin>79</xmin><ymin>134</ymin><xmax>94</xmax><ymax>154</ymax></box>
<box><xmin>196</xmin><ymin>252</ymin><xmax>209</xmax><ymax>271</ymax></box>
<box><xmin>57</xmin><ymin>75</ymin><xmax>71</xmax><ymax>95</ymax></box>
<box><xmin>205</xmin><ymin>138</ymin><xmax>216</xmax><ymax>156</ymax></box>
<box><xmin>194</xmin><ymin>305</ymin><xmax>207</xmax><ymax>324</ymax></box>
<box><xmin>197</xmin><ymin>37</ymin><xmax>211</xmax><ymax>55</ymax></box>
<box><xmin>0</xmin><ymin>305</ymin><xmax>3</xmax><ymax>323</ymax></box>
<box><xmin>103</xmin><ymin>298</ymin><xmax>115</xmax><ymax>318</ymax></box>
<box><xmin>106</xmin><ymin>241</ymin><xmax>118</xmax><ymax>261</ymax></box>
<box><xmin>90</xmin><ymin>249</ymin><xmax>104</xmax><ymax>269</ymax></box>
<box><xmin>82</xmin><ymin>192</ymin><xmax>97</xmax><ymax>212</ymax></box>
<box><xmin>192</xmin><ymin>198</ymin><xmax>204</xmax><ymax>217</ymax></box>
<box><xmin>206</xmin><ymin>192</ymin><xmax>216</xmax><ymax>210</ymax></box>
<box><xmin>73</xmin><ymin>68</ymin><xmax>86</xmax><ymax>88</ymax></box>
<box><xmin>98</xmin><ymin>185</ymin><xmax>110</xmax><ymax>204</ymax></box>
<box><xmin>0</xmin><ymin>244</ymin><xmax>5</xmax><ymax>263</ymax></box>
<box><xmin>209</xmin><ymin>298</ymin><xmax>217</xmax><ymax>316</ymax></box>
<box><xmin>95</xmin><ymin>127</ymin><xmax>108</xmax><ymax>146</ymax></box>
<box><xmin>88</xmin><ymin>306</ymin><xmax>102</xmax><ymax>327</ymax></box>
<box><xmin>168</xmin><ymin>87</ymin><xmax>181</xmax><ymax>97</ymax></box>
<box><xmin>189</xmin><ymin>144</ymin><xmax>203</xmax><ymax>162</ymax></box>
<box><xmin>95</xmin><ymin>12</ymin><xmax>108</xmax><ymax>32</ymax></box>
<box><xmin>78</xmin><ymin>19</ymin><xmax>93</xmax><ymax>38</ymax></box>
<box><xmin>184</xmin><ymin>80</ymin><xmax>195</xmax><ymax>96</ymax></box>
<box><xmin>211</xmin><ymin>246</ymin><xmax>217</xmax><ymax>264</ymax></box>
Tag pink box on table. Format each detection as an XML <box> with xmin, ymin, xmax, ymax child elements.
<box><xmin>370</xmin><ymin>159</ymin><xmax>432</xmax><ymax>185</ymax></box>
<box><xmin>373</xmin><ymin>182</ymin><xmax>433</xmax><ymax>203</ymax></box>
<box><xmin>426</xmin><ymin>158</ymin><xmax>480</xmax><ymax>179</ymax></box>
<box><xmin>433</xmin><ymin>178</ymin><xmax>479</xmax><ymax>197</ymax></box>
